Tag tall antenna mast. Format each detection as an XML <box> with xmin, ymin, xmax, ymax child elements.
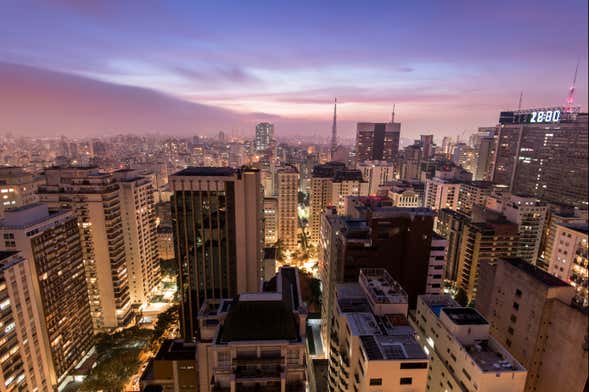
<box><xmin>517</xmin><ymin>91</ymin><xmax>523</xmax><ymax>110</ymax></box>
<box><xmin>566</xmin><ymin>60</ymin><xmax>579</xmax><ymax>112</ymax></box>
<box><xmin>330</xmin><ymin>98</ymin><xmax>337</xmax><ymax>158</ymax></box>
<box><xmin>391</xmin><ymin>104</ymin><xmax>396</xmax><ymax>123</ymax></box>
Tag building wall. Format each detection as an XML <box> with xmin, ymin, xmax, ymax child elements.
<box><xmin>277</xmin><ymin>168</ymin><xmax>299</xmax><ymax>250</ymax></box>
<box><xmin>264</xmin><ymin>197</ymin><xmax>278</xmax><ymax>245</ymax></box>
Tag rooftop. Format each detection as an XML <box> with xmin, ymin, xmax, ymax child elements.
<box><xmin>360</xmin><ymin>335</ymin><xmax>428</xmax><ymax>361</ymax></box>
<box><xmin>564</xmin><ymin>223</ymin><xmax>589</xmax><ymax>235</ymax></box>
<box><xmin>172</xmin><ymin>167</ymin><xmax>235</xmax><ymax>177</ymax></box>
<box><xmin>359</xmin><ymin>268</ymin><xmax>408</xmax><ymax>305</ymax></box>
<box><xmin>465</xmin><ymin>339</ymin><xmax>525</xmax><ymax>373</ymax></box>
<box><xmin>442</xmin><ymin>308</ymin><xmax>488</xmax><ymax>325</ymax></box>
<box><xmin>153</xmin><ymin>339</ymin><xmax>196</xmax><ymax>361</ymax></box>
<box><xmin>503</xmin><ymin>257</ymin><xmax>569</xmax><ymax>287</ymax></box>
<box><xmin>219</xmin><ymin>300</ymin><xmax>298</xmax><ymax>342</ymax></box>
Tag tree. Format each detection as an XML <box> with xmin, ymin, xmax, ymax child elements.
<box><xmin>454</xmin><ymin>287</ymin><xmax>469</xmax><ymax>307</ymax></box>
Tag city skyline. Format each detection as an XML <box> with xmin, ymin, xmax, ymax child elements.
<box><xmin>1</xmin><ymin>0</ymin><xmax>588</xmax><ymax>138</ymax></box>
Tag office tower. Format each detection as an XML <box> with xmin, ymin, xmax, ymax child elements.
<box><xmin>424</xmin><ymin>175</ymin><xmax>461</xmax><ymax>211</ymax></box>
<box><xmin>263</xmin><ymin>197</ymin><xmax>278</xmax><ymax>245</ymax></box>
<box><xmin>400</xmin><ymin>143</ymin><xmax>422</xmax><ymax>180</ymax></box>
<box><xmin>435</xmin><ymin>209</ymin><xmax>470</xmax><ymax>282</ymax></box>
<box><xmin>475</xmin><ymin>134</ymin><xmax>496</xmax><ymax>181</ymax></box>
<box><xmin>308</xmin><ymin>162</ymin><xmax>368</xmax><ymax>245</ymax></box>
<box><xmin>169</xmin><ymin>167</ymin><xmax>264</xmax><ymax>341</ymax></box>
<box><xmin>328</xmin><ymin>269</ymin><xmax>429</xmax><ymax>392</ymax></box>
<box><xmin>0</xmin><ymin>252</ymin><xmax>53</xmax><ymax>391</ymax></box>
<box><xmin>0</xmin><ymin>205</ymin><xmax>94</xmax><ymax>388</ymax></box>
<box><xmin>492</xmin><ymin>107</ymin><xmax>588</xmax><ymax>207</ymax></box>
<box><xmin>114</xmin><ymin>170</ymin><xmax>160</xmax><ymax>307</ymax></box>
<box><xmin>355</xmin><ymin>121</ymin><xmax>400</xmax><ymax>163</ymax></box>
<box><xmin>488</xmin><ymin>194</ymin><xmax>548</xmax><ymax>265</ymax></box>
<box><xmin>38</xmin><ymin>166</ymin><xmax>132</xmax><ymax>332</ymax></box>
<box><xmin>277</xmin><ymin>165</ymin><xmax>299</xmax><ymax>250</ymax></box>
<box><xmin>455</xmin><ymin>211</ymin><xmax>519</xmax><ymax>301</ymax></box>
<box><xmin>451</xmin><ymin>142</ymin><xmax>478</xmax><ymax>174</ymax></box>
<box><xmin>441</xmin><ymin>136</ymin><xmax>452</xmax><ymax>156</ymax></box>
<box><xmin>320</xmin><ymin>204</ymin><xmax>437</xmax><ymax>344</ymax></box>
<box><xmin>477</xmin><ymin>258</ymin><xmax>588</xmax><ymax>392</ymax></box>
<box><xmin>0</xmin><ymin>166</ymin><xmax>38</xmax><ymax>218</ymax></box>
<box><xmin>546</xmin><ymin>223</ymin><xmax>588</xmax><ymax>306</ymax></box>
<box><xmin>427</xmin><ymin>234</ymin><xmax>447</xmax><ymax>294</ymax></box>
<box><xmin>357</xmin><ymin>160</ymin><xmax>395</xmax><ymax>195</ymax></box>
<box><xmin>196</xmin><ymin>267</ymin><xmax>307</xmax><ymax>392</ymax></box>
<box><xmin>410</xmin><ymin>295</ymin><xmax>526</xmax><ymax>392</ymax></box>
<box><xmin>420</xmin><ymin>134</ymin><xmax>434</xmax><ymax>160</ymax></box>
<box><xmin>456</xmin><ymin>181</ymin><xmax>494</xmax><ymax>215</ymax></box>
<box><xmin>254</xmin><ymin>122</ymin><xmax>274</xmax><ymax>152</ymax></box>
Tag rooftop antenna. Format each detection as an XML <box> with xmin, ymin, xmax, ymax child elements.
<box><xmin>517</xmin><ymin>91</ymin><xmax>523</xmax><ymax>110</ymax></box>
<box><xmin>566</xmin><ymin>60</ymin><xmax>579</xmax><ymax>112</ymax></box>
<box><xmin>330</xmin><ymin>98</ymin><xmax>337</xmax><ymax>158</ymax></box>
<box><xmin>391</xmin><ymin>104</ymin><xmax>396</xmax><ymax>123</ymax></box>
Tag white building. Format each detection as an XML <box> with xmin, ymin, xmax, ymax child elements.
<box><xmin>358</xmin><ymin>160</ymin><xmax>396</xmax><ymax>196</ymax></box>
<box><xmin>0</xmin><ymin>166</ymin><xmax>38</xmax><ymax>218</ymax></box>
<box><xmin>424</xmin><ymin>176</ymin><xmax>461</xmax><ymax>211</ymax></box>
<box><xmin>411</xmin><ymin>295</ymin><xmax>527</xmax><ymax>392</ymax></box>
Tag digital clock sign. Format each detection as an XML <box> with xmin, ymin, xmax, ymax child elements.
<box><xmin>499</xmin><ymin>108</ymin><xmax>565</xmax><ymax>125</ymax></box>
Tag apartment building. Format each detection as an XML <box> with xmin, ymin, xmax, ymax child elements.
<box><xmin>277</xmin><ymin>166</ymin><xmax>299</xmax><ymax>250</ymax></box>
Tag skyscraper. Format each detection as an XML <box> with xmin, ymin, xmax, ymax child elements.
<box><xmin>169</xmin><ymin>167</ymin><xmax>263</xmax><ymax>341</ymax></box>
<box><xmin>355</xmin><ymin>121</ymin><xmax>400</xmax><ymax>163</ymax></box>
<box><xmin>38</xmin><ymin>166</ymin><xmax>133</xmax><ymax>332</ymax></box>
<box><xmin>254</xmin><ymin>122</ymin><xmax>274</xmax><ymax>152</ymax></box>
<box><xmin>492</xmin><ymin>107</ymin><xmax>588</xmax><ymax>207</ymax></box>
<box><xmin>420</xmin><ymin>134</ymin><xmax>434</xmax><ymax>160</ymax></box>
<box><xmin>357</xmin><ymin>160</ymin><xmax>396</xmax><ymax>195</ymax></box>
<box><xmin>277</xmin><ymin>165</ymin><xmax>299</xmax><ymax>250</ymax></box>
<box><xmin>114</xmin><ymin>169</ymin><xmax>160</xmax><ymax>307</ymax></box>
<box><xmin>0</xmin><ymin>205</ymin><xmax>94</xmax><ymax>388</ymax></box>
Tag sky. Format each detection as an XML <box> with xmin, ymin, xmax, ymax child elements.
<box><xmin>0</xmin><ymin>0</ymin><xmax>587</xmax><ymax>140</ymax></box>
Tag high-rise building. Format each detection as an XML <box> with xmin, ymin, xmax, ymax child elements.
<box><xmin>547</xmin><ymin>223</ymin><xmax>588</xmax><ymax>306</ymax></box>
<box><xmin>114</xmin><ymin>169</ymin><xmax>160</xmax><ymax>307</ymax></box>
<box><xmin>263</xmin><ymin>197</ymin><xmax>278</xmax><ymax>245</ymax></box>
<box><xmin>410</xmin><ymin>295</ymin><xmax>527</xmax><ymax>392</ymax></box>
<box><xmin>456</xmin><ymin>181</ymin><xmax>494</xmax><ymax>215</ymax></box>
<box><xmin>492</xmin><ymin>107</ymin><xmax>588</xmax><ymax>207</ymax></box>
<box><xmin>357</xmin><ymin>160</ymin><xmax>396</xmax><ymax>195</ymax></box>
<box><xmin>420</xmin><ymin>134</ymin><xmax>435</xmax><ymax>160</ymax></box>
<box><xmin>169</xmin><ymin>167</ymin><xmax>264</xmax><ymax>341</ymax></box>
<box><xmin>400</xmin><ymin>143</ymin><xmax>423</xmax><ymax>181</ymax></box>
<box><xmin>38</xmin><ymin>166</ymin><xmax>133</xmax><ymax>332</ymax></box>
<box><xmin>427</xmin><ymin>234</ymin><xmax>447</xmax><ymax>294</ymax></box>
<box><xmin>254</xmin><ymin>122</ymin><xmax>274</xmax><ymax>152</ymax></box>
<box><xmin>355</xmin><ymin>121</ymin><xmax>400</xmax><ymax>163</ymax></box>
<box><xmin>475</xmin><ymin>131</ymin><xmax>497</xmax><ymax>181</ymax></box>
<box><xmin>0</xmin><ymin>166</ymin><xmax>38</xmax><ymax>218</ymax></box>
<box><xmin>539</xmin><ymin>205</ymin><xmax>587</xmax><ymax>270</ymax></box>
<box><xmin>0</xmin><ymin>205</ymin><xmax>94</xmax><ymax>388</ymax></box>
<box><xmin>424</xmin><ymin>175</ymin><xmax>461</xmax><ymax>211</ymax></box>
<box><xmin>0</xmin><ymin>251</ymin><xmax>53</xmax><ymax>392</ymax></box>
<box><xmin>488</xmin><ymin>194</ymin><xmax>548</xmax><ymax>265</ymax></box>
<box><xmin>435</xmin><ymin>209</ymin><xmax>471</xmax><ymax>282</ymax></box>
<box><xmin>477</xmin><ymin>258</ymin><xmax>588</xmax><ymax>392</ymax></box>
<box><xmin>327</xmin><ymin>269</ymin><xmax>429</xmax><ymax>392</ymax></box>
<box><xmin>308</xmin><ymin>162</ymin><xmax>368</xmax><ymax>245</ymax></box>
<box><xmin>277</xmin><ymin>165</ymin><xmax>299</xmax><ymax>250</ymax></box>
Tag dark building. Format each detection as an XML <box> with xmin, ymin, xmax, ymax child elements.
<box><xmin>492</xmin><ymin>107</ymin><xmax>588</xmax><ymax>207</ymax></box>
<box><xmin>435</xmin><ymin>208</ymin><xmax>471</xmax><ymax>282</ymax></box>
<box><xmin>355</xmin><ymin>122</ymin><xmax>400</xmax><ymax>163</ymax></box>
<box><xmin>169</xmin><ymin>167</ymin><xmax>263</xmax><ymax>341</ymax></box>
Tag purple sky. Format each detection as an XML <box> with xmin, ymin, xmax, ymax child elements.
<box><xmin>0</xmin><ymin>0</ymin><xmax>587</xmax><ymax>140</ymax></box>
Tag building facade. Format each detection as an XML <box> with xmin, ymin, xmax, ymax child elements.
<box><xmin>355</xmin><ymin>122</ymin><xmax>401</xmax><ymax>163</ymax></box>
<box><xmin>277</xmin><ymin>166</ymin><xmax>299</xmax><ymax>250</ymax></box>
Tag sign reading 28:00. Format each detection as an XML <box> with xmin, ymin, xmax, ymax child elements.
<box><xmin>529</xmin><ymin>110</ymin><xmax>561</xmax><ymax>123</ymax></box>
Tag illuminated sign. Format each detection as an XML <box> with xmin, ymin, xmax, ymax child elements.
<box><xmin>499</xmin><ymin>108</ymin><xmax>565</xmax><ymax>124</ymax></box>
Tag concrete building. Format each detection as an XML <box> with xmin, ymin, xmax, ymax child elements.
<box><xmin>383</xmin><ymin>179</ymin><xmax>424</xmax><ymax>208</ymax></box>
<box><xmin>539</xmin><ymin>205</ymin><xmax>587</xmax><ymax>270</ymax></box>
<box><xmin>308</xmin><ymin>162</ymin><xmax>368</xmax><ymax>245</ymax></box>
<box><xmin>277</xmin><ymin>166</ymin><xmax>299</xmax><ymax>250</ymax></box>
<box><xmin>420</xmin><ymin>134</ymin><xmax>435</xmax><ymax>160</ymax></box>
<box><xmin>156</xmin><ymin>226</ymin><xmax>175</xmax><ymax>260</ymax></box>
<box><xmin>489</xmin><ymin>194</ymin><xmax>548</xmax><ymax>265</ymax></box>
<box><xmin>477</xmin><ymin>258</ymin><xmax>588</xmax><ymax>392</ymax></box>
<box><xmin>355</xmin><ymin>121</ymin><xmax>401</xmax><ymax>163</ymax></box>
<box><xmin>169</xmin><ymin>167</ymin><xmax>264</xmax><ymax>341</ymax></box>
<box><xmin>475</xmin><ymin>134</ymin><xmax>496</xmax><ymax>181</ymax></box>
<box><xmin>197</xmin><ymin>267</ymin><xmax>307</xmax><ymax>392</ymax></box>
<box><xmin>0</xmin><ymin>251</ymin><xmax>53</xmax><ymax>392</ymax></box>
<box><xmin>0</xmin><ymin>166</ymin><xmax>38</xmax><ymax>218</ymax></box>
<box><xmin>424</xmin><ymin>176</ymin><xmax>461</xmax><ymax>211</ymax></box>
<box><xmin>547</xmin><ymin>223</ymin><xmax>588</xmax><ymax>306</ymax></box>
<box><xmin>357</xmin><ymin>160</ymin><xmax>396</xmax><ymax>196</ymax></box>
<box><xmin>492</xmin><ymin>108</ymin><xmax>588</xmax><ymax>208</ymax></box>
<box><xmin>435</xmin><ymin>209</ymin><xmax>471</xmax><ymax>283</ymax></box>
<box><xmin>254</xmin><ymin>122</ymin><xmax>275</xmax><ymax>152</ymax></box>
<box><xmin>328</xmin><ymin>269</ymin><xmax>429</xmax><ymax>392</ymax></box>
<box><xmin>0</xmin><ymin>205</ymin><xmax>94</xmax><ymax>389</ymax></box>
<box><xmin>38</xmin><ymin>166</ymin><xmax>133</xmax><ymax>332</ymax></box>
<box><xmin>264</xmin><ymin>197</ymin><xmax>279</xmax><ymax>245</ymax></box>
<box><xmin>456</xmin><ymin>181</ymin><xmax>494</xmax><ymax>215</ymax></box>
<box><xmin>410</xmin><ymin>295</ymin><xmax>526</xmax><ymax>392</ymax></box>
<box><xmin>140</xmin><ymin>339</ymin><xmax>198</xmax><ymax>392</ymax></box>
<box><xmin>427</xmin><ymin>234</ymin><xmax>447</xmax><ymax>294</ymax></box>
<box><xmin>400</xmin><ymin>143</ymin><xmax>423</xmax><ymax>181</ymax></box>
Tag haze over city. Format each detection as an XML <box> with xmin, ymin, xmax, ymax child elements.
<box><xmin>1</xmin><ymin>0</ymin><xmax>587</xmax><ymax>138</ymax></box>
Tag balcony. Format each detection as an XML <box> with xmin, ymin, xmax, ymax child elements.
<box><xmin>235</xmin><ymin>365</ymin><xmax>282</xmax><ymax>380</ymax></box>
